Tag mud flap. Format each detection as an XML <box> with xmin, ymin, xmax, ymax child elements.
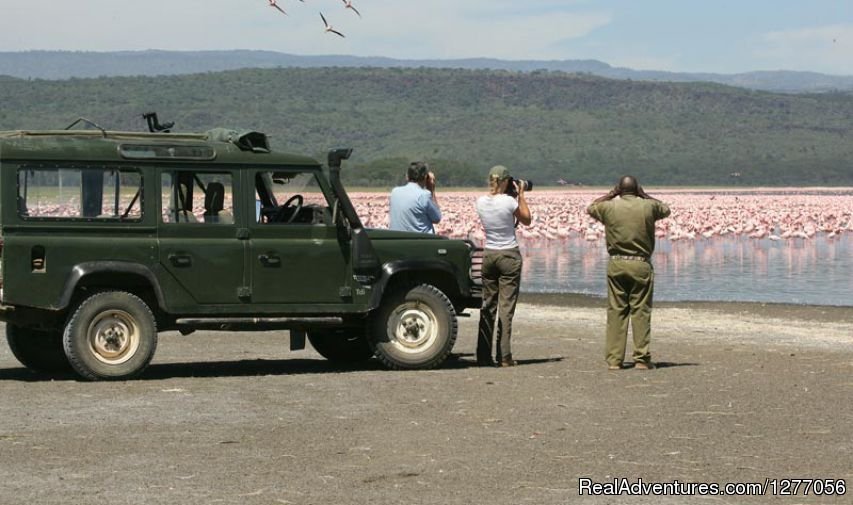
<box><xmin>290</xmin><ymin>329</ymin><xmax>306</xmax><ymax>350</ymax></box>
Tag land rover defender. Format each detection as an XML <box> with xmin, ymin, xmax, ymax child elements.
<box><xmin>0</xmin><ymin>119</ymin><xmax>482</xmax><ymax>380</ymax></box>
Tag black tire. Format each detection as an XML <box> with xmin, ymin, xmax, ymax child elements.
<box><xmin>370</xmin><ymin>284</ymin><xmax>457</xmax><ymax>370</ymax></box>
<box><xmin>63</xmin><ymin>291</ymin><xmax>158</xmax><ymax>381</ymax></box>
<box><xmin>6</xmin><ymin>324</ymin><xmax>71</xmax><ymax>374</ymax></box>
<box><xmin>308</xmin><ymin>328</ymin><xmax>375</xmax><ymax>364</ymax></box>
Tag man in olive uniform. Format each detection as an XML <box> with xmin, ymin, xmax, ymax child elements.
<box><xmin>587</xmin><ymin>176</ymin><xmax>671</xmax><ymax>370</ymax></box>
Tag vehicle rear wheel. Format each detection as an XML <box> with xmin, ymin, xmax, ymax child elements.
<box><xmin>63</xmin><ymin>291</ymin><xmax>158</xmax><ymax>381</ymax></box>
<box><xmin>370</xmin><ymin>284</ymin><xmax>457</xmax><ymax>370</ymax></box>
<box><xmin>6</xmin><ymin>324</ymin><xmax>71</xmax><ymax>374</ymax></box>
<box><xmin>308</xmin><ymin>328</ymin><xmax>374</xmax><ymax>363</ymax></box>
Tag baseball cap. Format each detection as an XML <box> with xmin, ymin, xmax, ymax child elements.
<box><xmin>489</xmin><ymin>165</ymin><xmax>511</xmax><ymax>180</ymax></box>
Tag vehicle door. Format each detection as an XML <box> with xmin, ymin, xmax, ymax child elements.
<box><xmin>248</xmin><ymin>169</ymin><xmax>351</xmax><ymax>305</ymax></box>
<box><xmin>158</xmin><ymin>169</ymin><xmax>247</xmax><ymax>305</ymax></box>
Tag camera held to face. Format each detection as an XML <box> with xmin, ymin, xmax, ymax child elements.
<box><xmin>505</xmin><ymin>177</ymin><xmax>533</xmax><ymax>197</ymax></box>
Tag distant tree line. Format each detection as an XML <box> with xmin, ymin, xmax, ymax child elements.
<box><xmin>1</xmin><ymin>67</ymin><xmax>852</xmax><ymax>186</ymax></box>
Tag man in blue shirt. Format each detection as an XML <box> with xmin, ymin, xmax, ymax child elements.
<box><xmin>389</xmin><ymin>161</ymin><xmax>442</xmax><ymax>233</ymax></box>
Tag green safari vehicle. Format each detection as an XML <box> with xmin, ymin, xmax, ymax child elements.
<box><xmin>0</xmin><ymin>118</ymin><xmax>482</xmax><ymax>380</ymax></box>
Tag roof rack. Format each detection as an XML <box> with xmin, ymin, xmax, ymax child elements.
<box><xmin>65</xmin><ymin>117</ymin><xmax>107</xmax><ymax>136</ymax></box>
<box><xmin>0</xmin><ymin>130</ymin><xmax>209</xmax><ymax>141</ymax></box>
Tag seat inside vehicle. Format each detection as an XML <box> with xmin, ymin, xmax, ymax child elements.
<box><xmin>203</xmin><ymin>182</ymin><xmax>232</xmax><ymax>224</ymax></box>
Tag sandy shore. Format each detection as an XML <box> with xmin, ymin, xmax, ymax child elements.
<box><xmin>0</xmin><ymin>296</ymin><xmax>851</xmax><ymax>504</ymax></box>
<box><xmin>522</xmin><ymin>293</ymin><xmax>853</xmax><ymax>345</ymax></box>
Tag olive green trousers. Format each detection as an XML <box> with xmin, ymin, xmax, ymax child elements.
<box><xmin>605</xmin><ymin>259</ymin><xmax>654</xmax><ymax>366</ymax></box>
<box><xmin>477</xmin><ymin>248</ymin><xmax>522</xmax><ymax>362</ymax></box>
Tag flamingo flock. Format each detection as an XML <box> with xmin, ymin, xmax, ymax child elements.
<box><xmin>22</xmin><ymin>189</ymin><xmax>852</xmax><ymax>247</ymax></box>
<box><xmin>351</xmin><ymin>189</ymin><xmax>853</xmax><ymax>245</ymax></box>
<box><xmin>265</xmin><ymin>0</ymin><xmax>361</xmax><ymax>38</ymax></box>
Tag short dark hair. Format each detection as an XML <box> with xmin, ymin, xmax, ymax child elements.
<box><xmin>618</xmin><ymin>175</ymin><xmax>639</xmax><ymax>195</ymax></box>
<box><xmin>407</xmin><ymin>161</ymin><xmax>429</xmax><ymax>182</ymax></box>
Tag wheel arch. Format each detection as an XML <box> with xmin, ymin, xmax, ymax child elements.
<box><xmin>369</xmin><ymin>260</ymin><xmax>464</xmax><ymax>310</ymax></box>
<box><xmin>58</xmin><ymin>262</ymin><xmax>166</xmax><ymax>314</ymax></box>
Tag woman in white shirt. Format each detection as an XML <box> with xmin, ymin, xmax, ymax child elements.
<box><xmin>475</xmin><ymin>165</ymin><xmax>531</xmax><ymax>367</ymax></box>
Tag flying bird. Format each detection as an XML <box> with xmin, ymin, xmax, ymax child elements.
<box><xmin>268</xmin><ymin>0</ymin><xmax>287</xmax><ymax>15</ymax></box>
<box><xmin>320</xmin><ymin>12</ymin><xmax>345</xmax><ymax>37</ymax></box>
<box><xmin>341</xmin><ymin>0</ymin><xmax>361</xmax><ymax>18</ymax></box>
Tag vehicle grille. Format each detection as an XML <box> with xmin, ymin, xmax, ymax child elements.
<box><xmin>468</xmin><ymin>243</ymin><xmax>484</xmax><ymax>288</ymax></box>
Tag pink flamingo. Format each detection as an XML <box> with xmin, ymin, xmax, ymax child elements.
<box><xmin>268</xmin><ymin>0</ymin><xmax>287</xmax><ymax>15</ymax></box>
<box><xmin>341</xmin><ymin>0</ymin><xmax>361</xmax><ymax>17</ymax></box>
<box><xmin>320</xmin><ymin>12</ymin><xmax>345</xmax><ymax>37</ymax></box>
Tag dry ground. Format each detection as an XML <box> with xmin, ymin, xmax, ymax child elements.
<box><xmin>0</xmin><ymin>295</ymin><xmax>851</xmax><ymax>505</ymax></box>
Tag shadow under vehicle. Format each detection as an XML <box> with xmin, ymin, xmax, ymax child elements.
<box><xmin>0</xmin><ymin>117</ymin><xmax>482</xmax><ymax>380</ymax></box>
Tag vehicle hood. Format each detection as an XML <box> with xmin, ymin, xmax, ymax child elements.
<box><xmin>365</xmin><ymin>228</ymin><xmax>449</xmax><ymax>240</ymax></box>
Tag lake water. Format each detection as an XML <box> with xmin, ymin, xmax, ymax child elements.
<box><xmin>521</xmin><ymin>234</ymin><xmax>853</xmax><ymax>306</ymax></box>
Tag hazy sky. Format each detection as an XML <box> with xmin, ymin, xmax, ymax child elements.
<box><xmin>1</xmin><ymin>0</ymin><xmax>852</xmax><ymax>75</ymax></box>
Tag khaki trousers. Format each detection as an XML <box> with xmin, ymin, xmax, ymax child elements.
<box><xmin>606</xmin><ymin>259</ymin><xmax>654</xmax><ymax>366</ymax></box>
<box><xmin>477</xmin><ymin>248</ymin><xmax>522</xmax><ymax>362</ymax></box>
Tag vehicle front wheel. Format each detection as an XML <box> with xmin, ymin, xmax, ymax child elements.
<box><xmin>63</xmin><ymin>291</ymin><xmax>158</xmax><ymax>381</ymax></box>
<box><xmin>308</xmin><ymin>328</ymin><xmax>374</xmax><ymax>364</ymax></box>
<box><xmin>6</xmin><ymin>324</ymin><xmax>71</xmax><ymax>374</ymax></box>
<box><xmin>370</xmin><ymin>284</ymin><xmax>458</xmax><ymax>370</ymax></box>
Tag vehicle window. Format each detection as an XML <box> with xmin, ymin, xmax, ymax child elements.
<box><xmin>255</xmin><ymin>171</ymin><xmax>329</xmax><ymax>224</ymax></box>
<box><xmin>161</xmin><ymin>172</ymin><xmax>234</xmax><ymax>225</ymax></box>
<box><xmin>17</xmin><ymin>167</ymin><xmax>142</xmax><ymax>220</ymax></box>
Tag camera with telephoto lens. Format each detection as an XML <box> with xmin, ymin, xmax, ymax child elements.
<box><xmin>504</xmin><ymin>177</ymin><xmax>533</xmax><ymax>197</ymax></box>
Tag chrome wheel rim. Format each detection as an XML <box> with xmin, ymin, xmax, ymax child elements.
<box><xmin>87</xmin><ymin>310</ymin><xmax>140</xmax><ymax>365</ymax></box>
<box><xmin>387</xmin><ymin>302</ymin><xmax>438</xmax><ymax>354</ymax></box>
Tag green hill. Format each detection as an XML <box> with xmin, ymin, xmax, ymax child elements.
<box><xmin>1</xmin><ymin>67</ymin><xmax>852</xmax><ymax>186</ymax></box>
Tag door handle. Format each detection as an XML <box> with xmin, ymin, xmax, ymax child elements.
<box><xmin>168</xmin><ymin>253</ymin><xmax>192</xmax><ymax>267</ymax></box>
<box><xmin>259</xmin><ymin>254</ymin><xmax>281</xmax><ymax>267</ymax></box>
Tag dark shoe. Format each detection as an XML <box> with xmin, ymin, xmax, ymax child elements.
<box><xmin>634</xmin><ymin>361</ymin><xmax>656</xmax><ymax>370</ymax></box>
<box><xmin>476</xmin><ymin>358</ymin><xmax>496</xmax><ymax>367</ymax></box>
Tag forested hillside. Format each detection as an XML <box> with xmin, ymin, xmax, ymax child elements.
<box><xmin>1</xmin><ymin>67</ymin><xmax>852</xmax><ymax>186</ymax></box>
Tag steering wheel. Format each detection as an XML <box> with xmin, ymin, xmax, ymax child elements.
<box><xmin>273</xmin><ymin>194</ymin><xmax>303</xmax><ymax>223</ymax></box>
